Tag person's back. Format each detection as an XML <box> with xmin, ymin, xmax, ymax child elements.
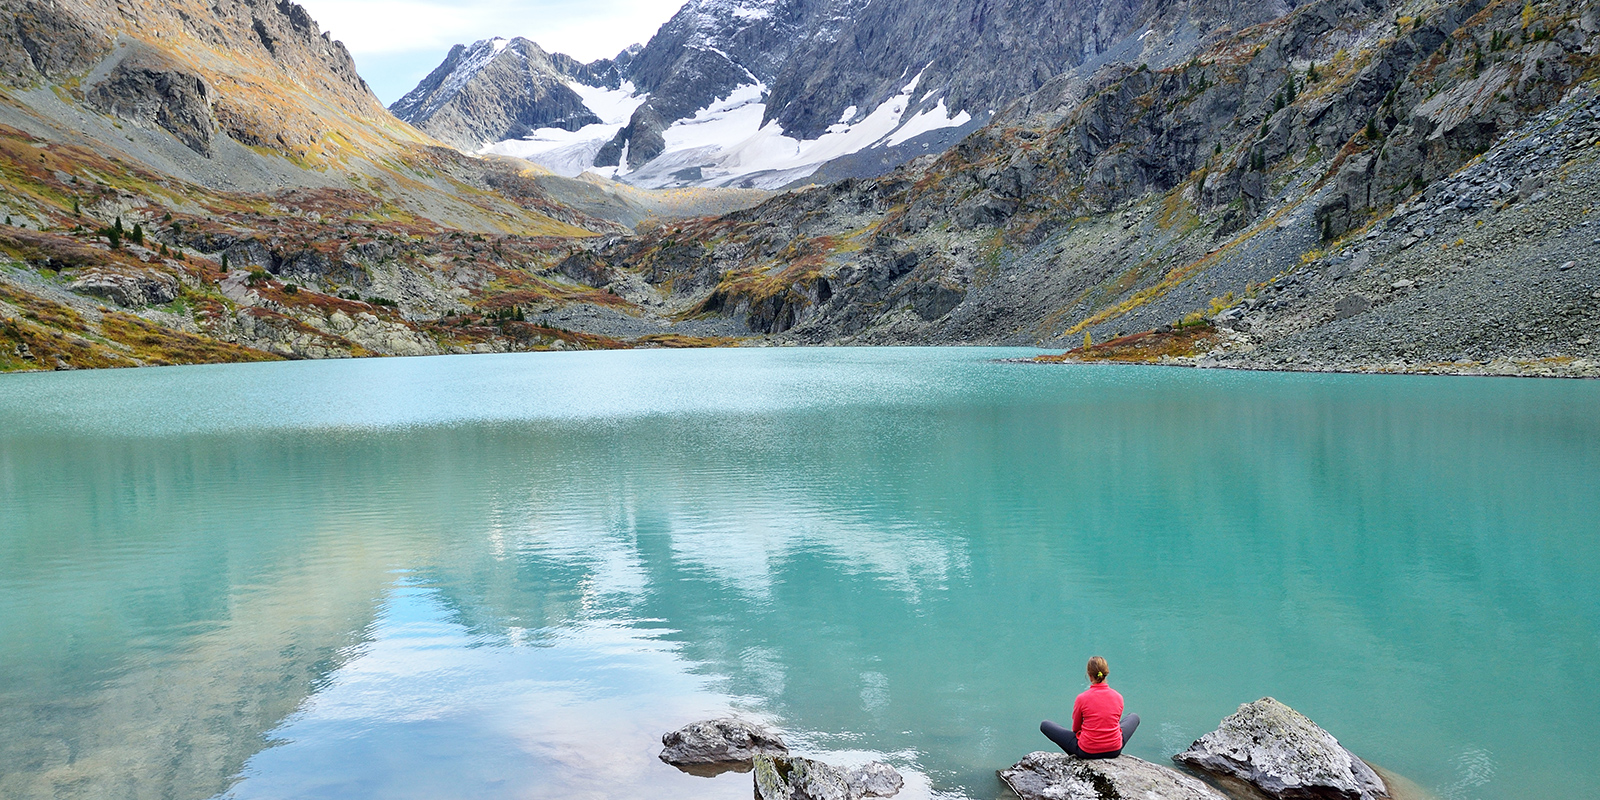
<box><xmin>1072</xmin><ymin>680</ymin><xmax>1125</xmax><ymax>753</ymax></box>
<box><xmin>1039</xmin><ymin>656</ymin><xmax>1139</xmax><ymax>759</ymax></box>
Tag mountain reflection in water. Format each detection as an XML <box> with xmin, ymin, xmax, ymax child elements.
<box><xmin>1</xmin><ymin>349</ymin><xmax>1596</xmax><ymax>800</ymax></box>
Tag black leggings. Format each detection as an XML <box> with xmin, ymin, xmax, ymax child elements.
<box><xmin>1040</xmin><ymin>714</ymin><xmax>1140</xmax><ymax>759</ymax></box>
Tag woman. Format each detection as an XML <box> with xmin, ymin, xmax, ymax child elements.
<box><xmin>1039</xmin><ymin>656</ymin><xmax>1140</xmax><ymax>759</ymax></box>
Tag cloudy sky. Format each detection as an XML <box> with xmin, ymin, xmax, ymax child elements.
<box><xmin>295</xmin><ymin>0</ymin><xmax>687</xmax><ymax>105</ymax></box>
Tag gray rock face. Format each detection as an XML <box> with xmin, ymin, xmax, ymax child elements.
<box><xmin>1173</xmin><ymin>698</ymin><xmax>1388</xmax><ymax>800</ymax></box>
<box><xmin>70</xmin><ymin>268</ymin><xmax>180</xmax><ymax>307</ymax></box>
<box><xmin>659</xmin><ymin>718</ymin><xmax>788</xmax><ymax>766</ymax></box>
<box><xmin>390</xmin><ymin>37</ymin><xmax>605</xmax><ymax>150</ymax></box>
<box><xmin>999</xmin><ymin>751</ymin><xmax>1229</xmax><ymax>800</ymax></box>
<box><xmin>753</xmin><ymin>754</ymin><xmax>903</xmax><ymax>800</ymax></box>
<box><xmin>87</xmin><ymin>44</ymin><xmax>217</xmax><ymax>155</ymax></box>
<box><xmin>0</xmin><ymin>0</ymin><xmax>112</xmax><ymax>87</ymax></box>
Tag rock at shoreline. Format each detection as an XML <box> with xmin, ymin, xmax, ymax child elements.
<box><xmin>660</xmin><ymin>718</ymin><xmax>788</xmax><ymax>768</ymax></box>
<box><xmin>753</xmin><ymin>754</ymin><xmax>904</xmax><ymax>800</ymax></box>
<box><xmin>846</xmin><ymin>761</ymin><xmax>905</xmax><ymax>797</ymax></box>
<box><xmin>1173</xmin><ymin>697</ymin><xmax>1388</xmax><ymax>800</ymax></box>
<box><xmin>999</xmin><ymin>751</ymin><xmax>1229</xmax><ymax>800</ymax></box>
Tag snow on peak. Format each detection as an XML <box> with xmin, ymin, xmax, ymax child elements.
<box><xmin>394</xmin><ymin>37</ymin><xmax>518</xmax><ymax>122</ymax></box>
<box><xmin>477</xmin><ymin>62</ymin><xmax>974</xmax><ymax>190</ymax></box>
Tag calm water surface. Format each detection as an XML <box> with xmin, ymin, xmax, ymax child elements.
<box><xmin>1</xmin><ymin>348</ymin><xmax>1596</xmax><ymax>800</ymax></box>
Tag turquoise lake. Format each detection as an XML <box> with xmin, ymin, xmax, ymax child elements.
<box><xmin>1</xmin><ymin>348</ymin><xmax>1596</xmax><ymax>800</ymax></box>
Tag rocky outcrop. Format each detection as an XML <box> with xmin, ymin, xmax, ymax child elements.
<box><xmin>752</xmin><ymin>754</ymin><xmax>903</xmax><ymax>800</ymax></box>
<box><xmin>659</xmin><ymin>718</ymin><xmax>789</xmax><ymax>767</ymax></box>
<box><xmin>87</xmin><ymin>44</ymin><xmax>217</xmax><ymax>155</ymax></box>
<box><xmin>70</xmin><ymin>268</ymin><xmax>180</xmax><ymax>307</ymax></box>
<box><xmin>1174</xmin><ymin>698</ymin><xmax>1388</xmax><ymax>800</ymax></box>
<box><xmin>999</xmin><ymin>751</ymin><xmax>1229</xmax><ymax>800</ymax></box>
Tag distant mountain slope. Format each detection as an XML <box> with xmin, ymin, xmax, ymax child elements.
<box><xmin>399</xmin><ymin>0</ymin><xmax>1306</xmax><ymax>190</ymax></box>
<box><xmin>390</xmin><ymin>37</ymin><xmax>627</xmax><ymax>151</ymax></box>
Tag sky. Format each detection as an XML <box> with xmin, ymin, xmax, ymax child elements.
<box><xmin>294</xmin><ymin>0</ymin><xmax>688</xmax><ymax>105</ymax></box>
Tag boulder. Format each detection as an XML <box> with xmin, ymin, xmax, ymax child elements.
<box><xmin>1173</xmin><ymin>698</ymin><xmax>1388</xmax><ymax>800</ymax></box>
<box><xmin>999</xmin><ymin>751</ymin><xmax>1229</xmax><ymax>800</ymax></box>
<box><xmin>846</xmin><ymin>761</ymin><xmax>905</xmax><ymax>798</ymax></box>
<box><xmin>659</xmin><ymin>718</ymin><xmax>788</xmax><ymax>767</ymax></box>
<box><xmin>753</xmin><ymin>754</ymin><xmax>903</xmax><ymax>800</ymax></box>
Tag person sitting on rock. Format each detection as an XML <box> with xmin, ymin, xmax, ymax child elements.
<box><xmin>1039</xmin><ymin>656</ymin><xmax>1139</xmax><ymax>759</ymax></box>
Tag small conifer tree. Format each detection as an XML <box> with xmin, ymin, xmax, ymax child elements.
<box><xmin>1083</xmin><ymin>331</ymin><xmax>1093</xmax><ymax>349</ymax></box>
<box><xmin>131</xmin><ymin>222</ymin><xmax>144</xmax><ymax>245</ymax></box>
<box><xmin>72</xmin><ymin>197</ymin><xmax>81</xmax><ymax>216</ymax></box>
<box><xmin>222</xmin><ymin>253</ymin><xmax>230</xmax><ymax>271</ymax></box>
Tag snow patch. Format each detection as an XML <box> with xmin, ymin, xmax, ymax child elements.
<box><xmin>885</xmin><ymin>99</ymin><xmax>971</xmax><ymax>147</ymax></box>
<box><xmin>476</xmin><ymin>66</ymin><xmax>972</xmax><ymax>189</ymax></box>
<box><xmin>477</xmin><ymin>81</ymin><xmax>647</xmax><ymax>177</ymax></box>
<box><xmin>625</xmin><ymin>68</ymin><xmax>971</xmax><ymax>189</ymax></box>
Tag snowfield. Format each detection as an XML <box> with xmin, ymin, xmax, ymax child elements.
<box><xmin>478</xmin><ymin>81</ymin><xmax>647</xmax><ymax>177</ymax></box>
<box><xmin>483</xmin><ymin>69</ymin><xmax>974</xmax><ymax>189</ymax></box>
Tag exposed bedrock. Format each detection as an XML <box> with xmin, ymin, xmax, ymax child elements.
<box><xmin>0</xmin><ymin>0</ymin><xmax>111</xmax><ymax>87</ymax></box>
<box><xmin>1174</xmin><ymin>697</ymin><xmax>1389</xmax><ymax>800</ymax></box>
<box><xmin>69</xmin><ymin>268</ymin><xmax>180</xmax><ymax>307</ymax></box>
<box><xmin>87</xmin><ymin>43</ymin><xmax>218</xmax><ymax>156</ymax></box>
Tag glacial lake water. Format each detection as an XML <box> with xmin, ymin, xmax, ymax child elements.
<box><xmin>1</xmin><ymin>348</ymin><xmax>1597</xmax><ymax>800</ymax></box>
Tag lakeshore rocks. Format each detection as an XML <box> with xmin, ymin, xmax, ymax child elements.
<box><xmin>1174</xmin><ymin>698</ymin><xmax>1388</xmax><ymax>800</ymax></box>
<box><xmin>659</xmin><ymin>718</ymin><xmax>788</xmax><ymax>768</ymax></box>
<box><xmin>999</xmin><ymin>751</ymin><xmax>1229</xmax><ymax>800</ymax></box>
<box><xmin>753</xmin><ymin>754</ymin><xmax>904</xmax><ymax>800</ymax></box>
<box><xmin>845</xmin><ymin>761</ymin><xmax>905</xmax><ymax>798</ymax></box>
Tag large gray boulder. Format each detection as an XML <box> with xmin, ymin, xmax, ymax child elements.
<box><xmin>753</xmin><ymin>754</ymin><xmax>904</xmax><ymax>800</ymax></box>
<box><xmin>659</xmin><ymin>718</ymin><xmax>788</xmax><ymax>767</ymax></box>
<box><xmin>999</xmin><ymin>751</ymin><xmax>1229</xmax><ymax>800</ymax></box>
<box><xmin>1173</xmin><ymin>698</ymin><xmax>1388</xmax><ymax>800</ymax></box>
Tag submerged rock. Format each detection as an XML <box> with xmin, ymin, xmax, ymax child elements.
<box><xmin>659</xmin><ymin>718</ymin><xmax>788</xmax><ymax>768</ymax></box>
<box><xmin>999</xmin><ymin>751</ymin><xmax>1229</xmax><ymax>800</ymax></box>
<box><xmin>753</xmin><ymin>754</ymin><xmax>904</xmax><ymax>800</ymax></box>
<box><xmin>1173</xmin><ymin>697</ymin><xmax>1388</xmax><ymax>800</ymax></box>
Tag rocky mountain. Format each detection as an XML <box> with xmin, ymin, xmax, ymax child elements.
<box><xmin>389</xmin><ymin>37</ymin><xmax>628</xmax><ymax>151</ymax></box>
<box><xmin>400</xmin><ymin>0</ymin><xmax>1315</xmax><ymax>190</ymax></box>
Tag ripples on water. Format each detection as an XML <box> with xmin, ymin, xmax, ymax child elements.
<box><xmin>0</xmin><ymin>349</ymin><xmax>1596</xmax><ymax>800</ymax></box>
